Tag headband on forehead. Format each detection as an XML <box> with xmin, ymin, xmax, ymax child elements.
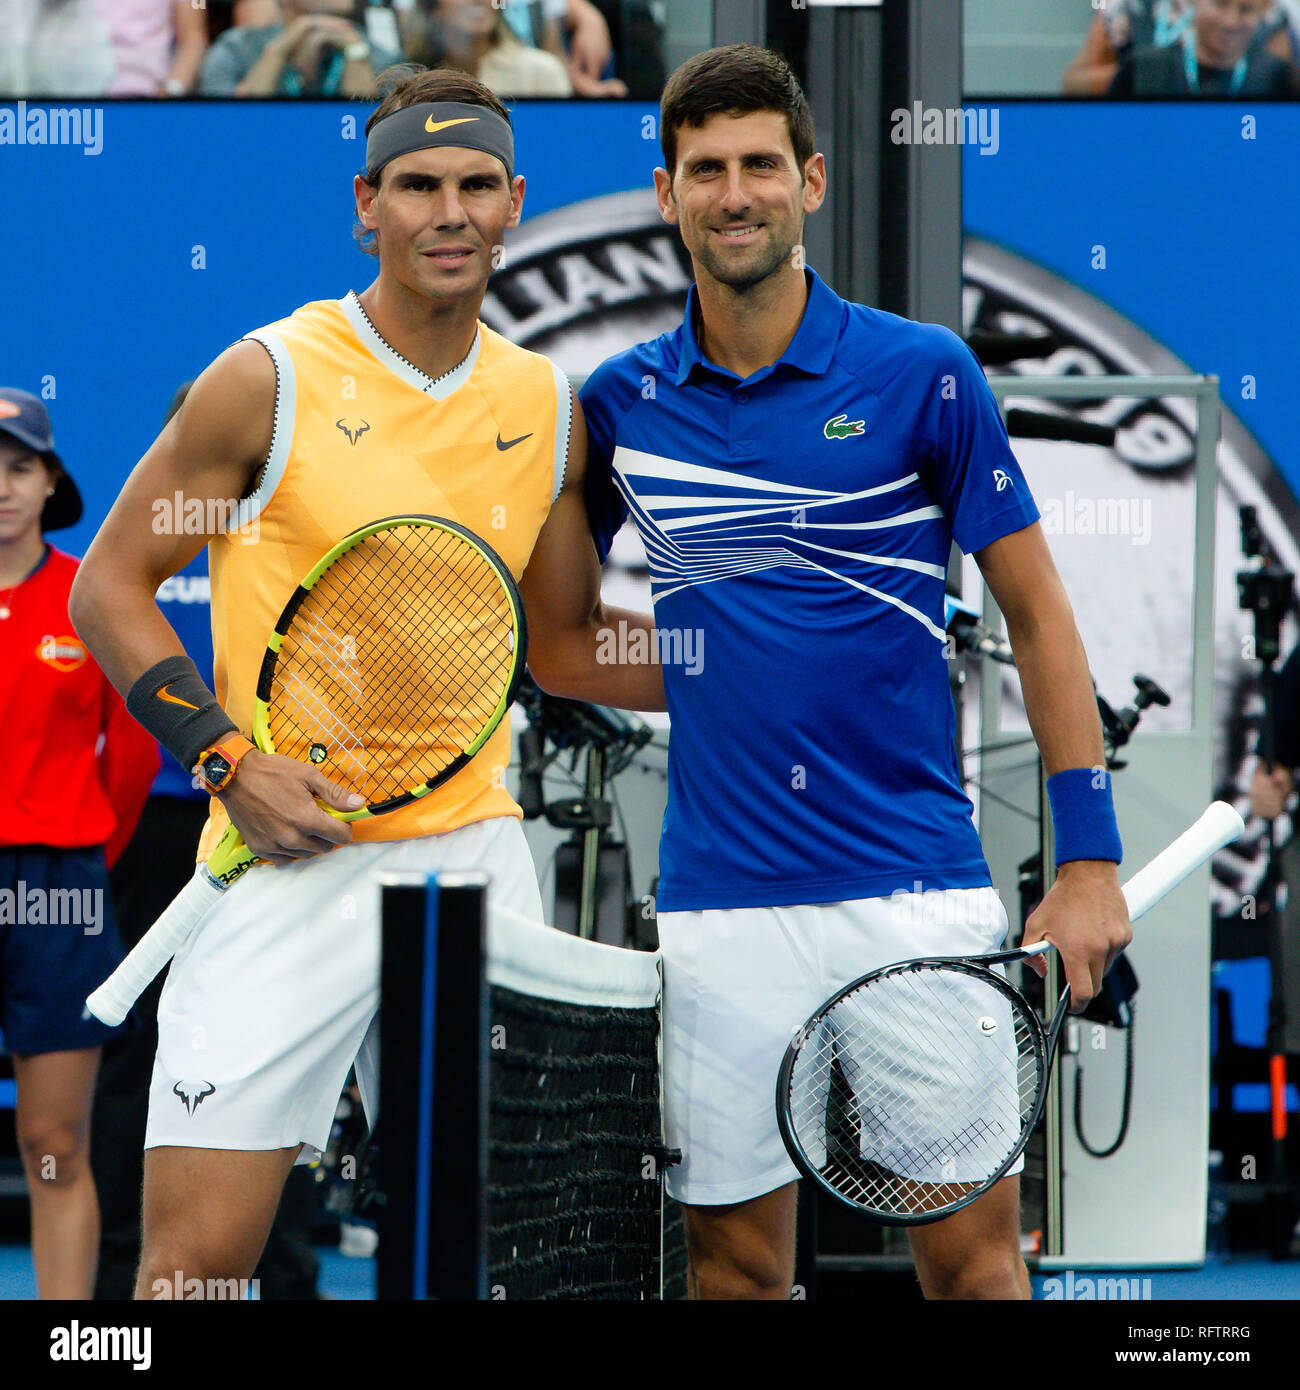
<box><xmin>365</xmin><ymin>101</ymin><xmax>514</xmax><ymax>183</ymax></box>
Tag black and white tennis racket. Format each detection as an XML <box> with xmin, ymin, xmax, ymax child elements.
<box><xmin>86</xmin><ymin>514</ymin><xmax>526</xmax><ymax>1026</ymax></box>
<box><xmin>776</xmin><ymin>801</ymin><xmax>1245</xmax><ymax>1225</ymax></box>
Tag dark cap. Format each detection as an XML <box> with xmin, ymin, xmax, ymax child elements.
<box><xmin>0</xmin><ymin>388</ymin><xmax>82</xmax><ymax>531</ymax></box>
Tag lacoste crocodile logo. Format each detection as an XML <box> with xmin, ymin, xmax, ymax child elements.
<box><xmin>823</xmin><ymin>414</ymin><xmax>865</xmax><ymax>440</ymax></box>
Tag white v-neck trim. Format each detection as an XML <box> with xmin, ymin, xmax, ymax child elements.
<box><xmin>339</xmin><ymin>291</ymin><xmax>480</xmax><ymax>401</ymax></box>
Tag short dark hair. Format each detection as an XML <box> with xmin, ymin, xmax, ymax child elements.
<box><xmin>659</xmin><ymin>45</ymin><xmax>814</xmax><ymax>178</ymax></box>
<box><xmin>355</xmin><ymin>65</ymin><xmax>513</xmax><ymax>256</ymax></box>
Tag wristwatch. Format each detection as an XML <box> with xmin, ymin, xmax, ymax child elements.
<box><xmin>342</xmin><ymin>38</ymin><xmax>372</xmax><ymax>62</ymax></box>
<box><xmin>194</xmin><ymin>734</ymin><xmax>256</xmax><ymax>794</ymax></box>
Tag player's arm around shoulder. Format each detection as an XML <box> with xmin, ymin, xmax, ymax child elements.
<box><xmin>69</xmin><ymin>339</ymin><xmax>274</xmax><ymax>690</ymax></box>
<box><xmin>519</xmin><ymin>390</ymin><xmax>665</xmax><ymax>713</ymax></box>
<box><xmin>975</xmin><ymin>523</ymin><xmax>1132</xmax><ymax>1004</ymax></box>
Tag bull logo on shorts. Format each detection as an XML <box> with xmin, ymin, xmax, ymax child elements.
<box><xmin>173</xmin><ymin>1080</ymin><xmax>216</xmax><ymax>1116</ymax></box>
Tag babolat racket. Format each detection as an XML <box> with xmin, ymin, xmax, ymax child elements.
<box><xmin>86</xmin><ymin>514</ymin><xmax>526</xmax><ymax>1026</ymax></box>
<box><xmin>776</xmin><ymin>801</ymin><xmax>1245</xmax><ymax>1225</ymax></box>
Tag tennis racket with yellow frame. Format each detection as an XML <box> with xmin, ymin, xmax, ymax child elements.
<box><xmin>87</xmin><ymin>514</ymin><xmax>526</xmax><ymax>1025</ymax></box>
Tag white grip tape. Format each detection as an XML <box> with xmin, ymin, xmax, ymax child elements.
<box><xmin>85</xmin><ymin>868</ymin><xmax>225</xmax><ymax>1026</ymax></box>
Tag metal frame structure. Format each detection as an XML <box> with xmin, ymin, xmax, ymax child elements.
<box><xmin>985</xmin><ymin>373</ymin><xmax>1220</xmax><ymax>1265</ymax></box>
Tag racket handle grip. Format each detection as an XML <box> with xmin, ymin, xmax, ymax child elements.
<box><xmin>1120</xmin><ymin>800</ymin><xmax>1245</xmax><ymax>922</ymax></box>
<box><xmin>85</xmin><ymin>867</ymin><xmax>224</xmax><ymax>1026</ymax></box>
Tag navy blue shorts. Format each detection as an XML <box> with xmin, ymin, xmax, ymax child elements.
<box><xmin>0</xmin><ymin>846</ymin><xmax>128</xmax><ymax>1055</ymax></box>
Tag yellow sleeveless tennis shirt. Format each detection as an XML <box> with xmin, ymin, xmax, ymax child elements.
<box><xmin>198</xmin><ymin>291</ymin><xmax>569</xmax><ymax>861</ymax></box>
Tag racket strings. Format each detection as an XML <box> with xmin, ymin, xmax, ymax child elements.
<box><xmin>315</xmin><ymin>529</ymin><xmax>514</xmax><ymax>746</ymax></box>
<box><xmin>268</xmin><ymin>524</ymin><xmax>518</xmax><ymax>804</ymax></box>
<box><xmin>786</xmin><ymin>964</ymin><xmax>1041</xmax><ymax>1219</ymax></box>
<box><xmin>276</xmin><ymin>672</ymin><xmax>369</xmax><ymax>790</ymax></box>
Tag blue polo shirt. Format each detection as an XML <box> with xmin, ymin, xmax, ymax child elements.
<box><xmin>580</xmin><ymin>268</ymin><xmax>1040</xmax><ymax>913</ymax></box>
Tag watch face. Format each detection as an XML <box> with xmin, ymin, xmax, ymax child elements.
<box><xmin>203</xmin><ymin>753</ymin><xmax>232</xmax><ymax>786</ymax></box>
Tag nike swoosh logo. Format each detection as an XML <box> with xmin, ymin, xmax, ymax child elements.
<box><xmin>425</xmin><ymin>116</ymin><xmax>479</xmax><ymax>133</ymax></box>
<box><xmin>496</xmin><ymin>432</ymin><xmax>533</xmax><ymax>451</ymax></box>
<box><xmin>157</xmin><ymin>684</ymin><xmax>200</xmax><ymax>710</ymax></box>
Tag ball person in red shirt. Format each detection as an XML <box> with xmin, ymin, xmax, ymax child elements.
<box><xmin>0</xmin><ymin>388</ymin><xmax>157</xmax><ymax>1298</ymax></box>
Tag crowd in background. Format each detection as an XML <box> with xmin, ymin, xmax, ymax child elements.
<box><xmin>0</xmin><ymin>0</ymin><xmax>666</xmax><ymax>100</ymax></box>
<box><xmin>8</xmin><ymin>0</ymin><xmax>1300</xmax><ymax>104</ymax></box>
<box><xmin>1064</xmin><ymin>0</ymin><xmax>1300</xmax><ymax>96</ymax></box>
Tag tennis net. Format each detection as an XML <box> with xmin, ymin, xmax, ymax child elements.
<box><xmin>377</xmin><ymin>873</ymin><xmax>683</xmax><ymax>1300</ymax></box>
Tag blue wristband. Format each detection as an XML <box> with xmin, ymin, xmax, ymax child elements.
<box><xmin>1046</xmin><ymin>767</ymin><xmax>1123</xmax><ymax>866</ymax></box>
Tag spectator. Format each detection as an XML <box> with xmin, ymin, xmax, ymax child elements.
<box><xmin>409</xmin><ymin>0</ymin><xmax>572</xmax><ymax>97</ymax></box>
<box><xmin>200</xmin><ymin>0</ymin><xmax>402</xmax><ymax>97</ymax></box>
<box><xmin>92</xmin><ymin>0</ymin><xmax>210</xmax><ymax>96</ymax></box>
<box><xmin>235</xmin><ymin>0</ymin><xmax>281</xmax><ymax>21</ymax></box>
<box><xmin>1109</xmin><ymin>0</ymin><xmax>1300</xmax><ymax>93</ymax></box>
<box><xmin>589</xmin><ymin>0</ymin><xmax>665</xmax><ymax>99</ymax></box>
<box><xmin>0</xmin><ymin>389</ymin><xmax>157</xmax><ymax>1299</ymax></box>
<box><xmin>1063</xmin><ymin>0</ymin><xmax>1295</xmax><ymax>93</ymax></box>
<box><xmin>502</xmin><ymin>0</ymin><xmax>627</xmax><ymax>97</ymax></box>
<box><xmin>0</xmin><ymin>0</ymin><xmax>115</xmax><ymax>97</ymax></box>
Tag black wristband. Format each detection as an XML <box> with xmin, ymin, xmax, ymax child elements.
<box><xmin>126</xmin><ymin>655</ymin><xmax>238</xmax><ymax>772</ymax></box>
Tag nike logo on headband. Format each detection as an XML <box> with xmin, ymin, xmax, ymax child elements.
<box><xmin>425</xmin><ymin>116</ymin><xmax>479</xmax><ymax>133</ymax></box>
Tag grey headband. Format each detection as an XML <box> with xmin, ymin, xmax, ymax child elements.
<box><xmin>365</xmin><ymin>102</ymin><xmax>514</xmax><ymax>183</ymax></box>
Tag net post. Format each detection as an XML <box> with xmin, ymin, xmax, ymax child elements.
<box><xmin>429</xmin><ymin>872</ymin><xmax>491</xmax><ymax>1299</ymax></box>
<box><xmin>376</xmin><ymin>872</ymin><xmax>428</xmax><ymax>1300</ymax></box>
<box><xmin>377</xmin><ymin>870</ymin><xmax>489</xmax><ymax>1299</ymax></box>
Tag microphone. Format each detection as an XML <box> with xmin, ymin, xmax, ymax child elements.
<box><xmin>517</xmin><ymin>725</ymin><xmax>547</xmax><ymax>820</ymax></box>
<box><xmin>1004</xmin><ymin>408</ymin><xmax>1117</xmax><ymax>447</ymax></box>
<box><xmin>944</xmin><ymin>596</ymin><xmax>1016</xmax><ymax>667</ymax></box>
<box><xmin>964</xmin><ymin>330</ymin><xmax>1059</xmax><ymax>367</ymax></box>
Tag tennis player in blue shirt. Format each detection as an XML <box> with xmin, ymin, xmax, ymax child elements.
<box><xmin>576</xmin><ymin>44</ymin><xmax>1132</xmax><ymax>1299</ymax></box>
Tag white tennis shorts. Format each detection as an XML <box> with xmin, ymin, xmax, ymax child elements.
<box><xmin>145</xmin><ymin>815</ymin><xmax>542</xmax><ymax>1162</ymax></box>
<box><xmin>656</xmin><ymin>886</ymin><xmax>1014</xmax><ymax>1206</ymax></box>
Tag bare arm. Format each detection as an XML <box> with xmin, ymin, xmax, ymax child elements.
<box><xmin>167</xmin><ymin>0</ymin><xmax>210</xmax><ymax>93</ymax></box>
<box><xmin>234</xmin><ymin>31</ymin><xmax>293</xmax><ymax>96</ymax></box>
<box><xmin>976</xmin><ymin>522</ymin><xmax>1132</xmax><ymax>1005</ymax></box>
<box><xmin>69</xmin><ymin>343</ymin><xmax>359</xmax><ymax>863</ymax></box>
<box><xmin>70</xmin><ymin>341</ymin><xmax>272</xmax><ymax>690</ymax></box>
<box><xmin>519</xmin><ymin>394</ymin><xmax>666</xmax><ymax>711</ymax></box>
<box><xmin>236</xmin><ymin>16</ymin><xmax>376</xmax><ymax>99</ymax></box>
<box><xmin>561</xmin><ymin>0</ymin><xmax>627</xmax><ymax>96</ymax></box>
<box><xmin>977</xmin><ymin>523</ymin><xmax>1104</xmax><ymax>777</ymax></box>
<box><xmin>1266</xmin><ymin>24</ymin><xmax>1294</xmax><ymax>60</ymax></box>
<box><xmin>1062</xmin><ymin>14</ymin><xmax>1120</xmax><ymax>95</ymax></box>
